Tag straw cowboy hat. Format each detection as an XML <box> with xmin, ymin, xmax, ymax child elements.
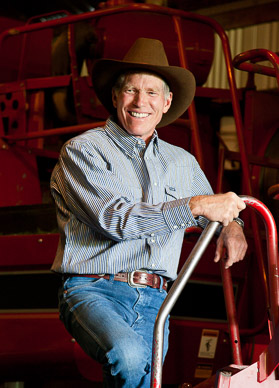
<box><xmin>92</xmin><ymin>37</ymin><xmax>196</xmax><ymax>128</ymax></box>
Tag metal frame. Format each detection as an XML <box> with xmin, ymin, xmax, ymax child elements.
<box><xmin>151</xmin><ymin>221</ymin><xmax>220</xmax><ymax>387</ymax></box>
<box><xmin>0</xmin><ymin>3</ymin><xmax>247</xmax><ymax>172</ymax></box>
<box><xmin>1</xmin><ymin>9</ymin><xmax>267</xmax><ymax>291</ymax></box>
<box><xmin>151</xmin><ymin>196</ymin><xmax>278</xmax><ymax>387</ymax></box>
<box><xmin>0</xmin><ymin>4</ymin><xmax>266</xmax><ymax>286</ymax></box>
<box><xmin>0</xmin><ymin>5</ymin><xmax>277</xmax><ymax>384</ymax></box>
<box><xmin>233</xmin><ymin>48</ymin><xmax>279</xmax><ymax>88</ymax></box>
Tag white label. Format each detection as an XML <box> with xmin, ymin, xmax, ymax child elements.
<box><xmin>198</xmin><ymin>329</ymin><xmax>219</xmax><ymax>359</ymax></box>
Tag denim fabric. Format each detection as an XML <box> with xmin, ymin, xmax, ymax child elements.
<box><xmin>59</xmin><ymin>275</ymin><xmax>169</xmax><ymax>387</ymax></box>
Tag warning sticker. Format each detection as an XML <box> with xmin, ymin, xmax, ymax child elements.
<box><xmin>198</xmin><ymin>329</ymin><xmax>219</xmax><ymax>359</ymax></box>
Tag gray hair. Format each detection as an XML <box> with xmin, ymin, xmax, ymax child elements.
<box><xmin>113</xmin><ymin>70</ymin><xmax>171</xmax><ymax>101</ymax></box>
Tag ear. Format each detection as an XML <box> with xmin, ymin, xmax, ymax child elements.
<box><xmin>112</xmin><ymin>89</ymin><xmax>117</xmax><ymax>108</ymax></box>
<box><xmin>163</xmin><ymin>92</ymin><xmax>173</xmax><ymax>114</ymax></box>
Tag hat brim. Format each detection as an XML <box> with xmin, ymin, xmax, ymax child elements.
<box><xmin>92</xmin><ymin>59</ymin><xmax>196</xmax><ymax>128</ymax></box>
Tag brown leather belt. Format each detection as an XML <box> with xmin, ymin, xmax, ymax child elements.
<box><xmin>63</xmin><ymin>271</ymin><xmax>168</xmax><ymax>291</ymax></box>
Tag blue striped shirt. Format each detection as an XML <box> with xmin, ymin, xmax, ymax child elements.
<box><xmin>50</xmin><ymin>118</ymin><xmax>213</xmax><ymax>280</ymax></box>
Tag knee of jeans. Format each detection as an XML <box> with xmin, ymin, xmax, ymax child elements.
<box><xmin>106</xmin><ymin>337</ymin><xmax>150</xmax><ymax>382</ymax></box>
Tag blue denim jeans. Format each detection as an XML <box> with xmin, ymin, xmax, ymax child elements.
<box><xmin>59</xmin><ymin>275</ymin><xmax>169</xmax><ymax>387</ymax></box>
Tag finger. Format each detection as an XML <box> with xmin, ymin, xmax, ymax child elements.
<box><xmin>214</xmin><ymin>240</ymin><xmax>224</xmax><ymax>263</ymax></box>
<box><xmin>222</xmin><ymin>218</ymin><xmax>230</xmax><ymax>227</ymax></box>
<box><xmin>237</xmin><ymin>198</ymin><xmax>246</xmax><ymax>211</ymax></box>
<box><xmin>214</xmin><ymin>251</ymin><xmax>221</xmax><ymax>263</ymax></box>
<box><xmin>224</xmin><ymin>243</ymin><xmax>247</xmax><ymax>268</ymax></box>
<box><xmin>224</xmin><ymin>256</ymin><xmax>235</xmax><ymax>269</ymax></box>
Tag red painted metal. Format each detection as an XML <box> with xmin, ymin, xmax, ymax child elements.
<box><xmin>0</xmin><ymin>4</ymin><xmax>261</xmax><ymax>212</ymax></box>
<box><xmin>215</xmin><ymin>362</ymin><xmax>279</xmax><ymax>387</ymax></box>
<box><xmin>0</xmin><ymin>4</ymin><xmax>216</xmax><ymax>172</ymax></box>
<box><xmin>193</xmin><ymin>194</ymin><xmax>278</xmax><ymax>384</ymax></box>
<box><xmin>233</xmin><ymin>49</ymin><xmax>279</xmax><ymax>88</ymax></box>
<box><xmin>268</xmin><ymin>184</ymin><xmax>279</xmax><ymax>200</ymax></box>
<box><xmin>3</xmin><ymin>121</ymin><xmax>106</xmax><ymax>141</ymax></box>
<box><xmin>0</xmin><ymin>312</ymin><xmax>86</xmax><ymax>381</ymax></box>
<box><xmin>0</xmin><ymin>234</ymin><xmax>59</xmax><ymax>268</ymax></box>
<box><xmin>0</xmin><ymin>145</ymin><xmax>42</xmax><ymax>206</ymax></box>
<box><xmin>151</xmin><ymin>196</ymin><xmax>278</xmax><ymax>386</ymax></box>
<box><xmin>185</xmin><ymin>197</ymin><xmax>279</xmax><ymax>386</ymax></box>
<box><xmin>258</xmin><ymin>323</ymin><xmax>279</xmax><ymax>382</ymax></box>
<box><xmin>220</xmin><ymin>261</ymin><xmax>243</xmax><ymax>366</ymax></box>
<box><xmin>0</xmin><ymin>4</ymin><xmax>259</xmax><ymax>216</ymax></box>
<box><xmin>0</xmin><ymin>3</ymin><xmax>278</xmax><ymax>386</ymax></box>
<box><xmin>17</xmin><ymin>11</ymin><xmax>71</xmax><ymax>81</ymax></box>
<box><xmin>239</xmin><ymin>196</ymin><xmax>279</xmax><ymax>384</ymax></box>
<box><xmin>172</xmin><ymin>15</ymin><xmax>204</xmax><ymax>170</ymax></box>
<box><xmin>241</xmin><ymin>196</ymin><xmax>279</xmax><ymax>334</ymax></box>
<box><xmin>216</xmin><ymin>138</ymin><xmax>267</xmax><ymax>361</ymax></box>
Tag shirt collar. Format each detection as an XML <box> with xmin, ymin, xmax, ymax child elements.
<box><xmin>105</xmin><ymin>117</ymin><xmax>160</xmax><ymax>157</ymax></box>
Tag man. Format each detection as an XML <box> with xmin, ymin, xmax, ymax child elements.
<box><xmin>50</xmin><ymin>38</ymin><xmax>247</xmax><ymax>387</ymax></box>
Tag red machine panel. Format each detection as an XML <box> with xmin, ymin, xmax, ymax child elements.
<box><xmin>93</xmin><ymin>10</ymin><xmax>214</xmax><ymax>86</ymax></box>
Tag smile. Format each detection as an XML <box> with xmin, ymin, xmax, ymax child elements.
<box><xmin>130</xmin><ymin>111</ymin><xmax>150</xmax><ymax>118</ymax></box>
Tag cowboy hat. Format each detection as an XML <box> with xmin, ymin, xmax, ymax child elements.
<box><xmin>91</xmin><ymin>38</ymin><xmax>196</xmax><ymax>128</ymax></box>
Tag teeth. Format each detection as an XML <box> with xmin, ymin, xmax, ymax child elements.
<box><xmin>130</xmin><ymin>112</ymin><xmax>149</xmax><ymax>118</ymax></box>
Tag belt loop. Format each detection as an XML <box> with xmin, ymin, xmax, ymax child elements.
<box><xmin>109</xmin><ymin>274</ymin><xmax>114</xmax><ymax>283</ymax></box>
<box><xmin>159</xmin><ymin>276</ymin><xmax>164</xmax><ymax>292</ymax></box>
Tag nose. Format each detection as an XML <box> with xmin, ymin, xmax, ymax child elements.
<box><xmin>133</xmin><ymin>90</ymin><xmax>146</xmax><ymax>107</ymax></box>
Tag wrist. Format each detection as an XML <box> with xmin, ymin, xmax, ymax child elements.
<box><xmin>189</xmin><ymin>195</ymin><xmax>204</xmax><ymax>218</ymax></box>
<box><xmin>233</xmin><ymin>218</ymin><xmax>244</xmax><ymax>228</ymax></box>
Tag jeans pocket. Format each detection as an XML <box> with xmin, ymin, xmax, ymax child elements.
<box><xmin>63</xmin><ymin>276</ymin><xmax>103</xmax><ymax>292</ymax></box>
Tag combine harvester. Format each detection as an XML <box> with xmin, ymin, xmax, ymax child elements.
<box><xmin>0</xmin><ymin>1</ymin><xmax>278</xmax><ymax>386</ymax></box>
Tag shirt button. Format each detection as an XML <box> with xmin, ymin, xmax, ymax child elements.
<box><xmin>154</xmin><ymin>182</ymin><xmax>157</xmax><ymax>186</ymax></box>
<box><xmin>152</xmin><ymin>264</ymin><xmax>155</xmax><ymax>268</ymax></box>
<box><xmin>173</xmin><ymin>225</ymin><xmax>178</xmax><ymax>229</ymax></box>
<box><xmin>181</xmin><ymin>223</ymin><xmax>185</xmax><ymax>227</ymax></box>
<box><xmin>150</xmin><ymin>233</ymin><xmax>155</xmax><ymax>237</ymax></box>
<box><xmin>151</xmin><ymin>239</ymin><xmax>155</xmax><ymax>243</ymax></box>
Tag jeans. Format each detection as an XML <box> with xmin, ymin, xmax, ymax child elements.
<box><xmin>59</xmin><ymin>275</ymin><xmax>169</xmax><ymax>387</ymax></box>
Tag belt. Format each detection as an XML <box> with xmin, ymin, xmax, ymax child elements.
<box><xmin>63</xmin><ymin>271</ymin><xmax>168</xmax><ymax>291</ymax></box>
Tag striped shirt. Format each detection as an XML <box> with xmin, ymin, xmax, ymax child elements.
<box><xmin>50</xmin><ymin>118</ymin><xmax>213</xmax><ymax>280</ymax></box>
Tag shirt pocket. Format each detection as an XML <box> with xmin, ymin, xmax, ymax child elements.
<box><xmin>165</xmin><ymin>185</ymin><xmax>180</xmax><ymax>201</ymax></box>
<box><xmin>165</xmin><ymin>185</ymin><xmax>191</xmax><ymax>202</ymax></box>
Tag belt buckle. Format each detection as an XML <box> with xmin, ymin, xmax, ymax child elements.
<box><xmin>127</xmin><ymin>271</ymin><xmax>147</xmax><ymax>288</ymax></box>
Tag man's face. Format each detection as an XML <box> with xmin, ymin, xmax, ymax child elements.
<box><xmin>112</xmin><ymin>73</ymin><xmax>172</xmax><ymax>144</ymax></box>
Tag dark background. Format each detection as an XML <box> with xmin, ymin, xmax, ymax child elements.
<box><xmin>0</xmin><ymin>0</ymin><xmax>279</xmax><ymax>29</ymax></box>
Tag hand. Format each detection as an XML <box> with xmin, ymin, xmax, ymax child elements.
<box><xmin>189</xmin><ymin>192</ymin><xmax>246</xmax><ymax>226</ymax></box>
<box><xmin>214</xmin><ymin>221</ymin><xmax>248</xmax><ymax>269</ymax></box>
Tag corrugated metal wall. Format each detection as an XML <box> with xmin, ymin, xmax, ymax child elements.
<box><xmin>204</xmin><ymin>21</ymin><xmax>279</xmax><ymax>90</ymax></box>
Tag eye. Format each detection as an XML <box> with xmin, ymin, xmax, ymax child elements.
<box><xmin>148</xmin><ymin>91</ymin><xmax>159</xmax><ymax>96</ymax></box>
<box><xmin>124</xmin><ymin>87</ymin><xmax>136</xmax><ymax>94</ymax></box>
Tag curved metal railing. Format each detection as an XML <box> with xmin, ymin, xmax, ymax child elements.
<box><xmin>151</xmin><ymin>196</ymin><xmax>278</xmax><ymax>387</ymax></box>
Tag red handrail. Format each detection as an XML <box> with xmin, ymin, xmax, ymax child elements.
<box><xmin>223</xmin><ymin>196</ymin><xmax>279</xmax><ymax>370</ymax></box>
<box><xmin>233</xmin><ymin>48</ymin><xmax>279</xmax><ymax>88</ymax></box>
<box><xmin>151</xmin><ymin>197</ymin><xmax>279</xmax><ymax>386</ymax></box>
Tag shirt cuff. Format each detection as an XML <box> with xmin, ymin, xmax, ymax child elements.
<box><xmin>162</xmin><ymin>197</ymin><xmax>197</xmax><ymax>232</ymax></box>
